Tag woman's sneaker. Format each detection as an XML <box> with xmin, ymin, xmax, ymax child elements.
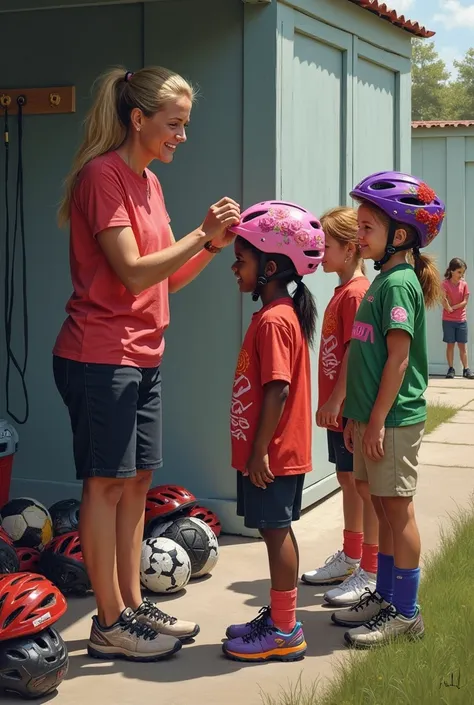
<box><xmin>225</xmin><ymin>606</ymin><xmax>272</xmax><ymax>640</ymax></box>
<box><xmin>324</xmin><ymin>566</ymin><xmax>376</xmax><ymax>607</ymax></box>
<box><xmin>446</xmin><ymin>367</ymin><xmax>455</xmax><ymax>379</ymax></box>
<box><xmin>463</xmin><ymin>368</ymin><xmax>474</xmax><ymax>379</ymax></box>
<box><xmin>331</xmin><ymin>588</ymin><xmax>389</xmax><ymax>627</ymax></box>
<box><xmin>87</xmin><ymin>607</ymin><xmax>182</xmax><ymax>661</ymax></box>
<box><xmin>301</xmin><ymin>550</ymin><xmax>358</xmax><ymax>586</ymax></box>
<box><xmin>344</xmin><ymin>604</ymin><xmax>425</xmax><ymax>649</ymax></box>
<box><xmin>134</xmin><ymin>599</ymin><xmax>200</xmax><ymax>642</ymax></box>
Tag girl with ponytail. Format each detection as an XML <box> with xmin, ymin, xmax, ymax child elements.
<box><xmin>52</xmin><ymin>65</ymin><xmax>240</xmax><ymax>662</ymax></box>
<box><xmin>221</xmin><ymin>201</ymin><xmax>324</xmax><ymax>663</ymax></box>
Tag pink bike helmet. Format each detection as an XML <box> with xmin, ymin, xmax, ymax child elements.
<box><xmin>350</xmin><ymin>171</ymin><xmax>445</xmax><ymax>269</ymax></box>
<box><xmin>229</xmin><ymin>201</ymin><xmax>325</xmax><ymax>277</ymax></box>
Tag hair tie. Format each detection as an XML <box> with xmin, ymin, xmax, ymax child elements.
<box><xmin>124</xmin><ymin>71</ymin><xmax>134</xmax><ymax>83</ymax></box>
<box><xmin>413</xmin><ymin>246</ymin><xmax>421</xmax><ymax>257</ymax></box>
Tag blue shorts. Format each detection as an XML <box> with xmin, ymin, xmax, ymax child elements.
<box><xmin>443</xmin><ymin>320</ymin><xmax>468</xmax><ymax>344</ymax></box>
<box><xmin>236</xmin><ymin>471</ymin><xmax>304</xmax><ymax>530</ymax></box>
<box><xmin>327</xmin><ymin>418</ymin><xmax>353</xmax><ymax>472</ymax></box>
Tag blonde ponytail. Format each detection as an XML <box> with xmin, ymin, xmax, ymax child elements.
<box><xmin>58</xmin><ymin>65</ymin><xmax>195</xmax><ymax>228</ymax></box>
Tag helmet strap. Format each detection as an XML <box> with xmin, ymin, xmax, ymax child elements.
<box><xmin>374</xmin><ymin>221</ymin><xmax>398</xmax><ymax>271</ymax></box>
<box><xmin>251</xmin><ymin>254</ymin><xmax>296</xmax><ymax>302</ymax></box>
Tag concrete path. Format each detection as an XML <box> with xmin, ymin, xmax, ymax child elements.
<box><xmin>17</xmin><ymin>378</ymin><xmax>474</xmax><ymax>705</ymax></box>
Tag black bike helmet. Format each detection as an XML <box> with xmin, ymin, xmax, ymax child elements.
<box><xmin>39</xmin><ymin>532</ymin><xmax>90</xmax><ymax>595</ymax></box>
<box><xmin>49</xmin><ymin>499</ymin><xmax>80</xmax><ymax>536</ymax></box>
<box><xmin>0</xmin><ymin>534</ymin><xmax>20</xmax><ymax>574</ymax></box>
<box><xmin>0</xmin><ymin>626</ymin><xmax>68</xmax><ymax>699</ymax></box>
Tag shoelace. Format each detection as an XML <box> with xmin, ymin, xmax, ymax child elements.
<box><xmin>340</xmin><ymin>567</ymin><xmax>369</xmax><ymax>590</ymax></box>
<box><xmin>366</xmin><ymin>604</ymin><xmax>398</xmax><ymax>631</ymax></box>
<box><xmin>120</xmin><ymin>615</ymin><xmax>160</xmax><ymax>641</ymax></box>
<box><xmin>242</xmin><ymin>617</ymin><xmax>277</xmax><ymax>644</ymax></box>
<box><xmin>324</xmin><ymin>550</ymin><xmax>343</xmax><ymax>566</ymax></box>
<box><xmin>350</xmin><ymin>588</ymin><xmax>382</xmax><ymax>613</ymax></box>
<box><xmin>242</xmin><ymin>606</ymin><xmax>271</xmax><ymax>630</ymax></box>
<box><xmin>137</xmin><ymin>600</ymin><xmax>177</xmax><ymax>626</ymax></box>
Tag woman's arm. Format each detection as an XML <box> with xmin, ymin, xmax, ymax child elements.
<box><xmin>167</xmin><ymin>228</ymin><xmax>219</xmax><ymax>293</ymax></box>
<box><xmin>97</xmin><ymin>197</ymin><xmax>239</xmax><ymax>295</ymax></box>
<box><xmin>362</xmin><ymin>329</ymin><xmax>411</xmax><ymax>461</ymax></box>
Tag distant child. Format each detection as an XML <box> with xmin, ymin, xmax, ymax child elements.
<box><xmin>301</xmin><ymin>207</ymin><xmax>379</xmax><ymax>612</ymax></box>
<box><xmin>341</xmin><ymin>172</ymin><xmax>445</xmax><ymax>649</ymax></box>
<box><xmin>442</xmin><ymin>257</ymin><xmax>474</xmax><ymax>379</ymax></box>
<box><xmin>223</xmin><ymin>200</ymin><xmax>324</xmax><ymax>663</ymax></box>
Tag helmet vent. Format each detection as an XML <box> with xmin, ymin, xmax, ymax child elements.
<box><xmin>269</xmin><ymin>202</ymin><xmax>306</xmax><ymax>212</ymax></box>
<box><xmin>4</xmin><ymin>607</ymin><xmax>23</xmax><ymax>628</ymax></box>
<box><xmin>309</xmin><ymin>220</ymin><xmax>322</xmax><ymax>229</ymax></box>
<box><xmin>370</xmin><ymin>181</ymin><xmax>396</xmax><ymax>190</ymax></box>
<box><xmin>242</xmin><ymin>211</ymin><xmax>266</xmax><ymax>222</ymax></box>
<box><xmin>399</xmin><ymin>196</ymin><xmax>425</xmax><ymax>206</ymax></box>
<box><xmin>5</xmin><ymin>651</ymin><xmax>25</xmax><ymax>663</ymax></box>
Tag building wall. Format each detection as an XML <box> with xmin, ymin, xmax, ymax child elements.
<box><xmin>275</xmin><ymin>0</ymin><xmax>412</xmax><ymax>506</ymax></box>
<box><xmin>412</xmin><ymin>126</ymin><xmax>474</xmax><ymax>375</ymax></box>
<box><xmin>0</xmin><ymin>0</ymin><xmax>251</xmax><ymax>532</ymax></box>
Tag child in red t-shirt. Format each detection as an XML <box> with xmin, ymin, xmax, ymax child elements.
<box><xmin>442</xmin><ymin>257</ymin><xmax>474</xmax><ymax>379</ymax></box>
<box><xmin>222</xmin><ymin>201</ymin><xmax>325</xmax><ymax>663</ymax></box>
<box><xmin>301</xmin><ymin>207</ymin><xmax>379</xmax><ymax>615</ymax></box>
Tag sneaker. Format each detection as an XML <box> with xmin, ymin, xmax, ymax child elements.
<box><xmin>301</xmin><ymin>550</ymin><xmax>358</xmax><ymax>586</ymax></box>
<box><xmin>446</xmin><ymin>367</ymin><xmax>455</xmax><ymax>379</ymax></box>
<box><xmin>463</xmin><ymin>368</ymin><xmax>474</xmax><ymax>379</ymax></box>
<box><xmin>225</xmin><ymin>606</ymin><xmax>272</xmax><ymax>640</ymax></box>
<box><xmin>222</xmin><ymin>619</ymin><xmax>307</xmax><ymax>663</ymax></box>
<box><xmin>87</xmin><ymin>607</ymin><xmax>182</xmax><ymax>661</ymax></box>
<box><xmin>344</xmin><ymin>604</ymin><xmax>425</xmax><ymax>649</ymax></box>
<box><xmin>324</xmin><ymin>566</ymin><xmax>376</xmax><ymax>607</ymax></box>
<box><xmin>331</xmin><ymin>588</ymin><xmax>389</xmax><ymax>627</ymax></box>
<box><xmin>135</xmin><ymin>599</ymin><xmax>200</xmax><ymax>642</ymax></box>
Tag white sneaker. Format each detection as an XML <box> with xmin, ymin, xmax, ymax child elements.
<box><xmin>344</xmin><ymin>604</ymin><xmax>425</xmax><ymax>649</ymax></box>
<box><xmin>301</xmin><ymin>550</ymin><xmax>359</xmax><ymax>586</ymax></box>
<box><xmin>324</xmin><ymin>566</ymin><xmax>376</xmax><ymax>607</ymax></box>
<box><xmin>331</xmin><ymin>589</ymin><xmax>389</xmax><ymax>627</ymax></box>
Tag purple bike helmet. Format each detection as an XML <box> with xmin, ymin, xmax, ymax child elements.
<box><xmin>350</xmin><ymin>171</ymin><xmax>445</xmax><ymax>270</ymax></box>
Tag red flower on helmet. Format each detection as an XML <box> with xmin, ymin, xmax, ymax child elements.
<box><xmin>416</xmin><ymin>183</ymin><xmax>436</xmax><ymax>204</ymax></box>
<box><xmin>415</xmin><ymin>209</ymin><xmax>445</xmax><ymax>236</ymax></box>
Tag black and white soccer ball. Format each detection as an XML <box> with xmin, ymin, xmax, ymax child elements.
<box><xmin>188</xmin><ymin>517</ymin><xmax>219</xmax><ymax>579</ymax></box>
<box><xmin>0</xmin><ymin>498</ymin><xmax>53</xmax><ymax>550</ymax></box>
<box><xmin>154</xmin><ymin>516</ymin><xmax>211</xmax><ymax>576</ymax></box>
<box><xmin>49</xmin><ymin>499</ymin><xmax>81</xmax><ymax>536</ymax></box>
<box><xmin>140</xmin><ymin>537</ymin><xmax>191</xmax><ymax>594</ymax></box>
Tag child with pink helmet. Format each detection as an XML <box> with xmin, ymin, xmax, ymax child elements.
<box><xmin>336</xmin><ymin>171</ymin><xmax>445</xmax><ymax>649</ymax></box>
<box><xmin>222</xmin><ymin>200</ymin><xmax>324</xmax><ymax>663</ymax></box>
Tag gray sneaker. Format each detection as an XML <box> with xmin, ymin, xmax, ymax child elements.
<box><xmin>344</xmin><ymin>604</ymin><xmax>425</xmax><ymax>649</ymax></box>
<box><xmin>87</xmin><ymin>607</ymin><xmax>182</xmax><ymax>661</ymax></box>
<box><xmin>331</xmin><ymin>588</ymin><xmax>389</xmax><ymax>627</ymax></box>
<box><xmin>135</xmin><ymin>599</ymin><xmax>200</xmax><ymax>642</ymax></box>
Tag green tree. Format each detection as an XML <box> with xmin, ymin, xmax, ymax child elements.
<box><xmin>451</xmin><ymin>48</ymin><xmax>474</xmax><ymax>118</ymax></box>
<box><xmin>411</xmin><ymin>39</ymin><xmax>450</xmax><ymax>121</ymax></box>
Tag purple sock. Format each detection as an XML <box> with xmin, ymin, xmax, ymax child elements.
<box><xmin>375</xmin><ymin>553</ymin><xmax>394</xmax><ymax>603</ymax></box>
<box><xmin>393</xmin><ymin>567</ymin><xmax>420</xmax><ymax>618</ymax></box>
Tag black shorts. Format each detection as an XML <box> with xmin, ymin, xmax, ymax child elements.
<box><xmin>327</xmin><ymin>421</ymin><xmax>353</xmax><ymax>472</ymax></box>
<box><xmin>236</xmin><ymin>471</ymin><xmax>305</xmax><ymax>530</ymax></box>
<box><xmin>53</xmin><ymin>356</ymin><xmax>163</xmax><ymax>480</ymax></box>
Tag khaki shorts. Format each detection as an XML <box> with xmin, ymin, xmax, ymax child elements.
<box><xmin>353</xmin><ymin>421</ymin><xmax>425</xmax><ymax>497</ymax></box>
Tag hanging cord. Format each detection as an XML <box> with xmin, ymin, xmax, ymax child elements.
<box><xmin>4</xmin><ymin>96</ymin><xmax>29</xmax><ymax>424</ymax></box>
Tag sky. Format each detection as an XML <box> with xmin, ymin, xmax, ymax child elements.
<box><xmin>391</xmin><ymin>0</ymin><xmax>474</xmax><ymax>78</ymax></box>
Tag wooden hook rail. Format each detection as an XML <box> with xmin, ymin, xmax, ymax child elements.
<box><xmin>0</xmin><ymin>86</ymin><xmax>75</xmax><ymax>116</ymax></box>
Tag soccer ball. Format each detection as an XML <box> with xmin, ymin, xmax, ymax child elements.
<box><xmin>0</xmin><ymin>498</ymin><xmax>53</xmax><ymax>549</ymax></box>
<box><xmin>140</xmin><ymin>537</ymin><xmax>191</xmax><ymax>594</ymax></box>
<box><xmin>188</xmin><ymin>517</ymin><xmax>219</xmax><ymax>578</ymax></box>
<box><xmin>155</xmin><ymin>516</ymin><xmax>212</xmax><ymax>576</ymax></box>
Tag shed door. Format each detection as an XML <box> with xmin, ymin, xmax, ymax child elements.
<box><xmin>277</xmin><ymin>7</ymin><xmax>353</xmax><ymax>501</ymax></box>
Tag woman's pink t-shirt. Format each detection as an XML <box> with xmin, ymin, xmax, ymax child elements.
<box><xmin>53</xmin><ymin>151</ymin><xmax>171</xmax><ymax>367</ymax></box>
<box><xmin>442</xmin><ymin>278</ymin><xmax>470</xmax><ymax>322</ymax></box>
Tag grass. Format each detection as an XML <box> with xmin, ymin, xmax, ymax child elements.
<box><xmin>261</xmin><ymin>502</ymin><xmax>474</xmax><ymax>705</ymax></box>
<box><xmin>425</xmin><ymin>402</ymin><xmax>458</xmax><ymax>435</ymax></box>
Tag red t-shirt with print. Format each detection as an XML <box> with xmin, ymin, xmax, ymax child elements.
<box><xmin>53</xmin><ymin>151</ymin><xmax>171</xmax><ymax>367</ymax></box>
<box><xmin>318</xmin><ymin>276</ymin><xmax>370</xmax><ymax>430</ymax></box>
<box><xmin>442</xmin><ymin>278</ymin><xmax>469</xmax><ymax>322</ymax></box>
<box><xmin>230</xmin><ymin>298</ymin><xmax>312</xmax><ymax>476</ymax></box>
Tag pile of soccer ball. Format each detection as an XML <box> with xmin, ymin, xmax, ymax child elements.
<box><xmin>0</xmin><ymin>497</ymin><xmax>79</xmax><ymax>699</ymax></box>
<box><xmin>140</xmin><ymin>485</ymin><xmax>221</xmax><ymax>595</ymax></box>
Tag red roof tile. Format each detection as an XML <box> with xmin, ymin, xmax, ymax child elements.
<box><xmin>412</xmin><ymin>121</ymin><xmax>474</xmax><ymax>129</ymax></box>
<box><xmin>348</xmin><ymin>1</ymin><xmax>435</xmax><ymax>38</ymax></box>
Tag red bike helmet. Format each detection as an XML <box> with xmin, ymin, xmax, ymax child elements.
<box><xmin>39</xmin><ymin>531</ymin><xmax>90</xmax><ymax>595</ymax></box>
<box><xmin>15</xmin><ymin>547</ymin><xmax>41</xmax><ymax>572</ymax></box>
<box><xmin>145</xmin><ymin>485</ymin><xmax>197</xmax><ymax>524</ymax></box>
<box><xmin>0</xmin><ymin>573</ymin><xmax>67</xmax><ymax>641</ymax></box>
<box><xmin>187</xmin><ymin>505</ymin><xmax>222</xmax><ymax>538</ymax></box>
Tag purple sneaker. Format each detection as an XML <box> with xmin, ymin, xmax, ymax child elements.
<box><xmin>222</xmin><ymin>619</ymin><xmax>307</xmax><ymax>663</ymax></box>
<box><xmin>225</xmin><ymin>606</ymin><xmax>272</xmax><ymax>640</ymax></box>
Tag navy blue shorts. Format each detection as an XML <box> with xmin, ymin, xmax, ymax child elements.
<box><xmin>443</xmin><ymin>320</ymin><xmax>468</xmax><ymax>344</ymax></box>
<box><xmin>236</xmin><ymin>471</ymin><xmax>305</xmax><ymax>530</ymax></box>
<box><xmin>53</xmin><ymin>356</ymin><xmax>163</xmax><ymax>480</ymax></box>
<box><xmin>327</xmin><ymin>419</ymin><xmax>353</xmax><ymax>472</ymax></box>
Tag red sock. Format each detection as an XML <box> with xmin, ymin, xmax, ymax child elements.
<box><xmin>270</xmin><ymin>588</ymin><xmax>297</xmax><ymax>634</ymax></box>
<box><xmin>343</xmin><ymin>530</ymin><xmax>363</xmax><ymax>560</ymax></box>
<box><xmin>360</xmin><ymin>543</ymin><xmax>378</xmax><ymax>574</ymax></box>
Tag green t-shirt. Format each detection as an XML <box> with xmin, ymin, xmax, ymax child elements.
<box><xmin>344</xmin><ymin>263</ymin><xmax>427</xmax><ymax>427</ymax></box>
